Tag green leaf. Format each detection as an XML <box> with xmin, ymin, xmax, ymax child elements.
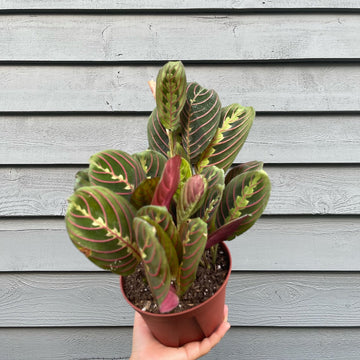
<box><xmin>136</xmin><ymin>205</ymin><xmax>183</xmax><ymax>264</ymax></box>
<box><xmin>178</xmin><ymin>218</ymin><xmax>207</xmax><ymax>296</ymax></box>
<box><xmin>138</xmin><ymin>213</ymin><xmax>179</xmax><ymax>278</ymax></box>
<box><xmin>133</xmin><ymin>149</ymin><xmax>167</xmax><ymax>178</ymax></box>
<box><xmin>215</xmin><ymin>169</ymin><xmax>271</xmax><ymax>240</ymax></box>
<box><xmin>65</xmin><ymin>186</ymin><xmax>140</xmax><ymax>275</ymax></box>
<box><xmin>74</xmin><ymin>169</ymin><xmax>90</xmax><ymax>191</ymax></box>
<box><xmin>225</xmin><ymin>161</ymin><xmax>264</xmax><ymax>185</ymax></box>
<box><xmin>133</xmin><ymin>216</ymin><xmax>175</xmax><ymax>312</ymax></box>
<box><xmin>89</xmin><ymin>150</ymin><xmax>146</xmax><ymax>200</ymax></box>
<box><xmin>147</xmin><ymin>108</ymin><xmax>169</xmax><ymax>158</ymax></box>
<box><xmin>156</xmin><ymin>61</ymin><xmax>187</xmax><ymax>131</ymax></box>
<box><xmin>196</xmin><ymin>166</ymin><xmax>225</xmax><ymax>226</ymax></box>
<box><xmin>181</xmin><ymin>82</ymin><xmax>222</xmax><ymax>163</ymax></box>
<box><xmin>130</xmin><ymin>177</ymin><xmax>160</xmax><ymax>209</ymax></box>
<box><xmin>196</xmin><ymin>104</ymin><xmax>255</xmax><ymax>173</ymax></box>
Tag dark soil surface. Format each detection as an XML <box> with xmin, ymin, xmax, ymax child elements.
<box><xmin>122</xmin><ymin>246</ymin><xmax>229</xmax><ymax>314</ymax></box>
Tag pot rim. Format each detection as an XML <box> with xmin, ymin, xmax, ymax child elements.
<box><xmin>120</xmin><ymin>241</ymin><xmax>232</xmax><ymax>318</ymax></box>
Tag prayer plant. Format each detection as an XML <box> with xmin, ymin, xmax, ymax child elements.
<box><xmin>65</xmin><ymin>61</ymin><xmax>271</xmax><ymax>313</ymax></box>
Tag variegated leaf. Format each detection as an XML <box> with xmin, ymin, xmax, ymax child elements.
<box><xmin>215</xmin><ymin>169</ymin><xmax>271</xmax><ymax>241</ymax></box>
<box><xmin>136</xmin><ymin>205</ymin><xmax>183</xmax><ymax>264</ymax></box>
<box><xmin>65</xmin><ymin>186</ymin><xmax>140</xmax><ymax>275</ymax></box>
<box><xmin>196</xmin><ymin>104</ymin><xmax>255</xmax><ymax>173</ymax></box>
<box><xmin>133</xmin><ymin>149</ymin><xmax>167</xmax><ymax>179</ymax></box>
<box><xmin>133</xmin><ymin>216</ymin><xmax>177</xmax><ymax>313</ymax></box>
<box><xmin>74</xmin><ymin>168</ymin><xmax>90</xmax><ymax>191</ymax></box>
<box><xmin>178</xmin><ymin>218</ymin><xmax>207</xmax><ymax>296</ymax></box>
<box><xmin>130</xmin><ymin>177</ymin><xmax>159</xmax><ymax>209</ymax></box>
<box><xmin>177</xmin><ymin>174</ymin><xmax>207</xmax><ymax>224</ymax></box>
<box><xmin>196</xmin><ymin>166</ymin><xmax>225</xmax><ymax>226</ymax></box>
<box><xmin>225</xmin><ymin>161</ymin><xmax>264</xmax><ymax>185</ymax></box>
<box><xmin>156</xmin><ymin>61</ymin><xmax>187</xmax><ymax>131</ymax></box>
<box><xmin>181</xmin><ymin>82</ymin><xmax>222</xmax><ymax>163</ymax></box>
<box><xmin>138</xmin><ymin>214</ymin><xmax>179</xmax><ymax>278</ymax></box>
<box><xmin>147</xmin><ymin>108</ymin><xmax>169</xmax><ymax>157</ymax></box>
<box><xmin>89</xmin><ymin>150</ymin><xmax>146</xmax><ymax>200</ymax></box>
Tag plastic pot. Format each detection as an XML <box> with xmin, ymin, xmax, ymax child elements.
<box><xmin>120</xmin><ymin>242</ymin><xmax>231</xmax><ymax>347</ymax></box>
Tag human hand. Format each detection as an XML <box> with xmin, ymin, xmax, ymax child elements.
<box><xmin>130</xmin><ymin>305</ymin><xmax>230</xmax><ymax>360</ymax></box>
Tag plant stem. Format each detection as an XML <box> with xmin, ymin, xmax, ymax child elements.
<box><xmin>211</xmin><ymin>244</ymin><xmax>219</xmax><ymax>265</ymax></box>
<box><xmin>167</xmin><ymin>129</ymin><xmax>174</xmax><ymax>158</ymax></box>
<box><xmin>202</xmin><ymin>252</ymin><xmax>211</xmax><ymax>270</ymax></box>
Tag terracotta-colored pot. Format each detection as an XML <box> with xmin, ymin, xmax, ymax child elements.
<box><xmin>120</xmin><ymin>242</ymin><xmax>231</xmax><ymax>347</ymax></box>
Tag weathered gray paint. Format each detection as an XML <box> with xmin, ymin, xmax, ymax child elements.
<box><xmin>0</xmin><ymin>2</ymin><xmax>359</xmax><ymax>359</ymax></box>
<box><xmin>1</xmin><ymin>166</ymin><xmax>360</xmax><ymax>216</ymax></box>
<box><xmin>0</xmin><ymin>65</ymin><xmax>359</xmax><ymax>112</ymax></box>
<box><xmin>2</xmin><ymin>327</ymin><xmax>360</xmax><ymax>360</ymax></box>
<box><xmin>2</xmin><ymin>114</ymin><xmax>360</xmax><ymax>164</ymax></box>
<box><xmin>2</xmin><ymin>217</ymin><xmax>360</xmax><ymax>272</ymax></box>
<box><xmin>2</xmin><ymin>272</ymin><xmax>360</xmax><ymax>327</ymax></box>
<box><xmin>1</xmin><ymin>14</ymin><xmax>359</xmax><ymax>61</ymax></box>
<box><xmin>0</xmin><ymin>0</ymin><xmax>359</xmax><ymax>10</ymax></box>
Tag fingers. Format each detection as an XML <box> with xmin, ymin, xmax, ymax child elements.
<box><xmin>183</xmin><ymin>304</ymin><xmax>230</xmax><ymax>359</ymax></box>
<box><xmin>224</xmin><ymin>304</ymin><xmax>229</xmax><ymax>322</ymax></box>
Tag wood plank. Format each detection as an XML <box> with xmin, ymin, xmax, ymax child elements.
<box><xmin>0</xmin><ymin>327</ymin><xmax>133</xmax><ymax>360</ymax></box>
<box><xmin>2</xmin><ymin>217</ymin><xmax>360</xmax><ymax>272</ymax></box>
<box><xmin>2</xmin><ymin>327</ymin><xmax>360</xmax><ymax>360</ymax></box>
<box><xmin>0</xmin><ymin>64</ymin><xmax>359</xmax><ymax>112</ymax></box>
<box><xmin>1</xmin><ymin>165</ymin><xmax>359</xmax><ymax>216</ymax></box>
<box><xmin>2</xmin><ymin>272</ymin><xmax>360</xmax><ymax>327</ymax></box>
<box><xmin>2</xmin><ymin>114</ymin><xmax>360</xmax><ymax>164</ymax></box>
<box><xmin>0</xmin><ymin>0</ymin><xmax>359</xmax><ymax>11</ymax></box>
<box><xmin>1</xmin><ymin>14</ymin><xmax>359</xmax><ymax>61</ymax></box>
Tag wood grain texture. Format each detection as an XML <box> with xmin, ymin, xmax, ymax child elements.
<box><xmin>1</xmin><ymin>165</ymin><xmax>359</xmax><ymax>216</ymax></box>
<box><xmin>0</xmin><ymin>327</ymin><xmax>133</xmax><ymax>360</ymax></box>
<box><xmin>1</xmin><ymin>216</ymin><xmax>360</xmax><ymax>272</ymax></box>
<box><xmin>0</xmin><ymin>64</ymin><xmax>359</xmax><ymax>112</ymax></box>
<box><xmin>0</xmin><ymin>14</ymin><xmax>359</xmax><ymax>61</ymax></box>
<box><xmin>2</xmin><ymin>272</ymin><xmax>360</xmax><ymax>327</ymax></box>
<box><xmin>0</xmin><ymin>0</ymin><xmax>359</xmax><ymax>10</ymax></box>
<box><xmin>2</xmin><ymin>114</ymin><xmax>360</xmax><ymax>164</ymax></box>
<box><xmin>2</xmin><ymin>327</ymin><xmax>360</xmax><ymax>360</ymax></box>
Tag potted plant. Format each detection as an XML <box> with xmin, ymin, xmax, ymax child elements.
<box><xmin>65</xmin><ymin>61</ymin><xmax>271</xmax><ymax>347</ymax></box>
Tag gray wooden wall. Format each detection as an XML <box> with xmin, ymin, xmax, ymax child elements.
<box><xmin>1</xmin><ymin>1</ymin><xmax>360</xmax><ymax>359</ymax></box>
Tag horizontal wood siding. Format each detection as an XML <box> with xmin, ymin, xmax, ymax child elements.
<box><xmin>2</xmin><ymin>327</ymin><xmax>360</xmax><ymax>360</ymax></box>
<box><xmin>0</xmin><ymin>64</ymin><xmax>359</xmax><ymax>112</ymax></box>
<box><xmin>0</xmin><ymin>2</ymin><xmax>359</xmax><ymax>360</ymax></box>
<box><xmin>1</xmin><ymin>166</ymin><xmax>360</xmax><ymax>216</ymax></box>
<box><xmin>0</xmin><ymin>0</ymin><xmax>359</xmax><ymax>11</ymax></box>
<box><xmin>2</xmin><ymin>272</ymin><xmax>360</xmax><ymax>327</ymax></box>
<box><xmin>1</xmin><ymin>14</ymin><xmax>359</xmax><ymax>61</ymax></box>
<box><xmin>2</xmin><ymin>114</ymin><xmax>360</xmax><ymax>164</ymax></box>
<box><xmin>2</xmin><ymin>216</ymin><xmax>360</xmax><ymax>272</ymax></box>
